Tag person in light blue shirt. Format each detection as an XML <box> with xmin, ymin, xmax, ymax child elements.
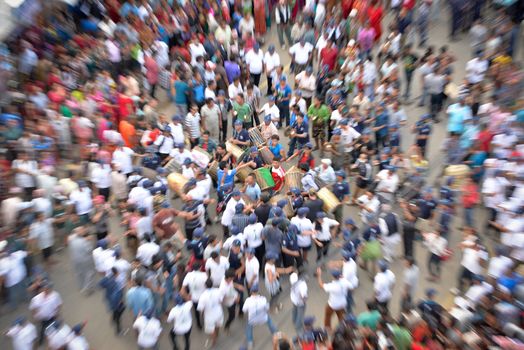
<box><xmin>125</xmin><ymin>278</ymin><xmax>154</xmax><ymax>317</ymax></box>
<box><xmin>459</xmin><ymin>119</ymin><xmax>479</xmax><ymax>151</ymax></box>
<box><xmin>447</xmin><ymin>98</ymin><xmax>472</xmax><ymax>135</ymax></box>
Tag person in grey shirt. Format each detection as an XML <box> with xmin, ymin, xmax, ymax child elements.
<box><xmin>425</xmin><ymin>67</ymin><xmax>448</xmax><ymax>122</ymax></box>
<box><xmin>68</xmin><ymin>226</ymin><xmax>96</xmax><ymax>293</ymax></box>
<box><xmin>401</xmin><ymin>257</ymin><xmax>419</xmax><ymax>311</ymax></box>
<box><xmin>261</xmin><ymin>218</ymin><xmax>284</xmax><ymax>260</ymax></box>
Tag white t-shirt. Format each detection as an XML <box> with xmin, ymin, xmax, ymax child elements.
<box><xmin>375</xmin><ymin>170</ymin><xmax>399</xmax><ymax>194</ymax></box>
<box><xmin>136</xmin><ymin>242</ymin><xmax>160</xmax><ymax>267</ymax></box>
<box><xmin>154</xmin><ymin>134</ymin><xmax>175</xmax><ymax>154</ymax></box>
<box><xmin>245</xmin><ymin>49</ymin><xmax>264</xmax><ymax>74</ymax></box>
<box><xmin>291</xmin><ymin>216</ymin><xmax>314</xmax><ymax>247</ymax></box>
<box><xmin>264</xmin><ymin>52</ymin><xmax>281</xmax><ymax>73</ymax></box>
<box><xmin>238</xmin><ymin>17</ymin><xmax>255</xmax><ymax>36</ymax></box>
<box><xmin>112</xmin><ymin>147</ymin><xmax>135</xmax><ymax>174</ymax></box>
<box><xmin>197</xmin><ymin>287</ymin><xmax>224</xmax><ymax>329</ymax></box>
<box><xmin>244</xmin><ymin>223</ymin><xmax>264</xmax><ymax>248</ymax></box>
<box><xmin>261</xmin><ymin>103</ymin><xmax>280</xmax><ymax>123</ymax></box>
<box><xmin>167</xmin><ymin>301</ymin><xmax>193</xmax><ymax>335</ymax></box>
<box><xmin>488</xmin><ymin>256</ymin><xmax>514</xmax><ymax>279</ymax></box>
<box><xmin>12</xmin><ymin>160</ymin><xmax>38</xmax><ymax>188</ymax></box>
<box><xmin>182</xmin><ymin>271</ymin><xmax>208</xmax><ymax>303</ymax></box>
<box><xmin>205</xmin><ymin>256</ymin><xmax>230</xmax><ymax>287</ymax></box>
<box><xmin>242</xmin><ymin>295</ymin><xmax>270</xmax><ymax>325</ymax></box>
<box><xmin>219</xmin><ymin>279</ymin><xmax>239</xmax><ymax>307</ymax></box>
<box><xmin>466</xmin><ymin>58</ymin><xmax>488</xmax><ymax>84</ymax></box>
<box><xmin>4</xmin><ymin>250</ymin><xmax>28</xmax><ymax>287</ymax></box>
<box><xmin>290</xmin><ymin>279</ymin><xmax>308</xmax><ymax>306</ymax></box>
<box><xmin>189</xmin><ymin>43</ymin><xmax>206</xmax><ymax>66</ymax></box>
<box><xmin>289</xmin><ymin>43</ymin><xmax>314</xmax><ymax>65</ymax></box>
<box><xmin>29</xmin><ymin>219</ymin><xmax>54</xmax><ymax>250</ymax></box>
<box><xmin>46</xmin><ymin>324</ymin><xmax>71</xmax><ymax>350</ymax></box>
<box><xmin>133</xmin><ymin>316</ymin><xmax>162</xmax><ymax>348</ymax></box>
<box><xmin>29</xmin><ymin>291</ymin><xmax>63</xmax><ymax>321</ymax></box>
<box><xmin>340</xmin><ymin>127</ymin><xmax>361</xmax><ymax>152</ymax></box>
<box><xmin>91</xmin><ymin>164</ymin><xmax>112</xmax><ymax>189</ymax></box>
<box><xmin>315</xmin><ymin>218</ymin><xmax>338</xmax><ymax>241</ymax></box>
<box><xmin>69</xmin><ymin>188</ymin><xmax>93</xmax><ymax>216</ymax></box>
<box><xmin>67</xmin><ymin>334</ymin><xmax>90</xmax><ymax>350</ymax></box>
<box><xmin>7</xmin><ymin>323</ymin><xmax>37</xmax><ymax>350</ymax></box>
<box><xmin>92</xmin><ymin>247</ymin><xmax>115</xmax><ymax>274</ymax></box>
<box><xmin>461</xmin><ymin>247</ymin><xmax>488</xmax><ymax>275</ymax></box>
<box><xmin>342</xmin><ymin>259</ymin><xmax>359</xmax><ymax>290</ymax></box>
<box><xmin>323</xmin><ymin>278</ymin><xmax>352</xmax><ymax>310</ymax></box>
<box><xmin>374</xmin><ymin>270</ymin><xmax>396</xmax><ymax>303</ymax></box>
<box><xmin>245</xmin><ymin>256</ymin><xmax>260</xmax><ymax>286</ymax></box>
<box><xmin>295</xmin><ymin>71</ymin><xmax>316</xmax><ymax>98</ymax></box>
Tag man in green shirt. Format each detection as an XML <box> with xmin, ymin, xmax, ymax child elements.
<box><xmin>402</xmin><ymin>43</ymin><xmax>419</xmax><ymax>102</ymax></box>
<box><xmin>307</xmin><ymin>96</ymin><xmax>331</xmax><ymax>153</ymax></box>
<box><xmin>357</xmin><ymin>300</ymin><xmax>382</xmax><ymax>330</ymax></box>
<box><xmin>233</xmin><ymin>93</ymin><xmax>252</xmax><ymax>129</ymax></box>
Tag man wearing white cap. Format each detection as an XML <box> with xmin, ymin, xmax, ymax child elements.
<box><xmin>315</xmin><ymin>159</ymin><xmax>336</xmax><ymax>185</ymax></box>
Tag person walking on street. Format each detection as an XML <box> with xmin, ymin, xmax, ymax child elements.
<box><xmin>29</xmin><ymin>281</ymin><xmax>63</xmax><ymax>345</ymax></box>
<box><xmin>68</xmin><ymin>227</ymin><xmax>96</xmax><ymax>294</ymax></box>
<box><xmin>243</xmin><ymin>284</ymin><xmax>278</xmax><ymax>350</ymax></box>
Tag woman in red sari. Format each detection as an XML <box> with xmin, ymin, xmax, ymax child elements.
<box><xmin>367</xmin><ymin>0</ymin><xmax>384</xmax><ymax>43</ymax></box>
<box><xmin>254</xmin><ymin>0</ymin><xmax>267</xmax><ymax>35</ymax></box>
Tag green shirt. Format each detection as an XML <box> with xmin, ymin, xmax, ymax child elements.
<box><xmin>307</xmin><ymin>104</ymin><xmax>330</xmax><ymax>125</ymax></box>
<box><xmin>357</xmin><ymin>310</ymin><xmax>381</xmax><ymax>330</ymax></box>
<box><xmin>233</xmin><ymin>102</ymin><xmax>252</xmax><ymax>123</ymax></box>
<box><xmin>391</xmin><ymin>325</ymin><xmax>412</xmax><ymax>350</ymax></box>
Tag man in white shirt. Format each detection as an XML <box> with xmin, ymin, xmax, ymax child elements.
<box><xmin>294</xmin><ymin>66</ymin><xmax>316</xmax><ymax>105</ymax></box>
<box><xmin>189</xmin><ymin>37</ymin><xmax>206</xmax><ymax>66</ymax></box>
<box><xmin>154</xmin><ymin>127</ymin><xmax>175</xmax><ymax>161</ymax></box>
<box><xmin>92</xmin><ymin>238</ymin><xmax>115</xmax><ymax>275</ymax></box>
<box><xmin>1</xmin><ymin>187</ymin><xmax>22</xmax><ymax>229</ymax></box>
<box><xmin>197</xmin><ymin>279</ymin><xmax>224</xmax><ymax>347</ymax></box>
<box><xmin>374</xmin><ymin>260</ymin><xmax>396</xmax><ymax>313</ymax></box>
<box><xmin>264</xmin><ymin>45</ymin><xmax>281</xmax><ymax>95</ymax></box>
<box><xmin>242</xmin><ymin>284</ymin><xmax>278</xmax><ymax>349</ymax></box>
<box><xmin>69</xmin><ymin>181</ymin><xmax>93</xmax><ymax>223</ymax></box>
<box><xmin>260</xmin><ymin>96</ymin><xmax>281</xmax><ymax>125</ymax></box>
<box><xmin>458</xmin><ymin>239</ymin><xmax>488</xmax><ymax>292</ymax></box>
<box><xmin>289</xmin><ymin>39</ymin><xmax>313</xmax><ymax>73</ymax></box>
<box><xmin>2</xmin><ymin>249</ymin><xmax>28</xmax><ymax>310</ymax></box>
<box><xmin>31</xmin><ymin>189</ymin><xmax>52</xmax><ymax>218</ymax></box>
<box><xmin>136</xmin><ymin>235</ymin><xmax>160</xmax><ymax>267</ymax></box>
<box><xmin>315</xmin><ymin>159</ymin><xmax>336</xmax><ymax>186</ymax></box>
<box><xmin>357</xmin><ymin>190</ymin><xmax>381</xmax><ymax>224</ymax></box>
<box><xmin>112</xmin><ymin>142</ymin><xmax>137</xmax><ymax>176</ymax></box>
<box><xmin>363</xmin><ymin>56</ymin><xmax>378</xmax><ymax>99</ymax></box>
<box><xmin>375</xmin><ymin>166</ymin><xmax>399</xmax><ymax>203</ymax></box>
<box><xmin>488</xmin><ymin>246</ymin><xmax>514</xmax><ymax>279</ymax></box>
<box><xmin>205</xmin><ymin>251</ymin><xmax>230</xmax><ymax>287</ymax></box>
<box><xmin>316</xmin><ymin>268</ymin><xmax>352</xmax><ymax>331</ymax></box>
<box><xmin>12</xmin><ymin>151</ymin><xmax>38</xmax><ymax>200</ymax></box>
<box><xmin>291</xmin><ymin>207</ymin><xmax>316</xmax><ymax>262</ymax></box>
<box><xmin>167</xmin><ymin>294</ymin><xmax>193</xmax><ymax>350</ymax></box>
<box><xmin>182</xmin><ymin>262</ymin><xmax>208</xmax><ymax>330</ymax></box>
<box><xmin>168</xmin><ymin>116</ymin><xmax>186</xmax><ymax>145</ymax></box>
<box><xmin>289</xmin><ymin>272</ymin><xmax>308</xmax><ymax>335</ymax></box>
<box><xmin>221</xmin><ymin>190</ymin><xmax>245</xmax><ymax>237</ymax></box>
<box><xmin>45</xmin><ymin>320</ymin><xmax>71</xmax><ymax>350</ymax></box>
<box><xmin>6</xmin><ymin>316</ymin><xmax>37</xmax><ymax>350</ymax></box>
<box><xmin>245</xmin><ymin>43</ymin><xmax>264</xmax><ymax>86</ymax></box>
<box><xmin>29</xmin><ymin>282</ymin><xmax>62</xmax><ymax>345</ymax></box>
<box><xmin>465</xmin><ymin>54</ymin><xmax>488</xmax><ymax>85</ymax></box>
<box><xmin>91</xmin><ymin>162</ymin><xmax>112</xmax><ymax>200</ymax></box>
<box><xmin>244</xmin><ymin>248</ymin><xmax>260</xmax><ymax>290</ymax></box>
<box><xmin>314</xmin><ymin>212</ymin><xmax>339</xmax><ymax>266</ymax></box>
<box><xmin>29</xmin><ymin>212</ymin><xmax>55</xmax><ymax>265</ymax></box>
<box><xmin>228</xmin><ymin>77</ymin><xmax>244</xmax><ymax>101</ymax></box>
<box><xmin>133</xmin><ymin>311</ymin><xmax>162</xmax><ymax>350</ymax></box>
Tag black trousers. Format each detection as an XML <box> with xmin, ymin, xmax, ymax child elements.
<box><xmin>170</xmin><ymin>328</ymin><xmax>191</xmax><ymax>350</ymax></box>
<box><xmin>316</xmin><ymin>240</ymin><xmax>330</xmax><ymax>262</ymax></box>
<box><xmin>250</xmin><ymin>73</ymin><xmax>262</xmax><ymax>86</ymax></box>
<box><xmin>225</xmin><ymin>304</ymin><xmax>237</xmax><ymax>329</ymax></box>
<box><xmin>39</xmin><ymin>317</ymin><xmax>56</xmax><ymax>345</ymax></box>
<box><xmin>112</xmin><ymin>304</ymin><xmax>125</xmax><ymax>333</ymax></box>
<box><xmin>267</xmin><ymin>75</ymin><xmax>273</xmax><ymax>95</ymax></box>
<box><xmin>403</xmin><ymin>230</ymin><xmax>415</xmax><ymax>258</ymax></box>
<box><xmin>192</xmin><ymin>302</ymin><xmax>202</xmax><ymax>329</ymax></box>
<box><xmin>221</xmin><ymin>118</ymin><xmax>228</xmax><ymax>142</ymax></box>
<box><xmin>98</xmin><ymin>187</ymin><xmax>111</xmax><ymax>201</ymax></box>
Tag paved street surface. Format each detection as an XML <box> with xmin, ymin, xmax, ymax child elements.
<box><xmin>1</xmin><ymin>8</ymin><xmax>520</xmax><ymax>350</ymax></box>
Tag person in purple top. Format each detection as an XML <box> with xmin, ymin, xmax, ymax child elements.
<box><xmin>224</xmin><ymin>54</ymin><xmax>241</xmax><ymax>84</ymax></box>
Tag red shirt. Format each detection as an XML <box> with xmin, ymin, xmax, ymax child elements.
<box><xmin>462</xmin><ymin>183</ymin><xmax>480</xmax><ymax>208</ymax></box>
<box><xmin>298</xmin><ymin>153</ymin><xmax>315</xmax><ymax>168</ymax></box>
<box><xmin>403</xmin><ymin>0</ymin><xmax>415</xmax><ymax>10</ymax></box>
<box><xmin>320</xmin><ymin>47</ymin><xmax>339</xmax><ymax>71</ymax></box>
<box><xmin>477</xmin><ymin>129</ymin><xmax>493</xmax><ymax>153</ymax></box>
<box><xmin>118</xmin><ymin>94</ymin><xmax>134</xmax><ymax>121</ymax></box>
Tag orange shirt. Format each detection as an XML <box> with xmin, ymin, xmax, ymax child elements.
<box><xmin>119</xmin><ymin>120</ymin><xmax>136</xmax><ymax>148</ymax></box>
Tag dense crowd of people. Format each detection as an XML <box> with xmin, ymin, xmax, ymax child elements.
<box><xmin>1</xmin><ymin>0</ymin><xmax>524</xmax><ymax>349</ymax></box>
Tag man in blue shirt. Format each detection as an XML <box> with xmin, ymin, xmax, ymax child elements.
<box><xmin>125</xmin><ymin>277</ymin><xmax>154</xmax><ymax>318</ymax></box>
<box><xmin>275</xmin><ymin>76</ymin><xmax>292</xmax><ymax>126</ymax></box>
<box><xmin>414</xmin><ymin>114</ymin><xmax>432</xmax><ymax>156</ymax></box>
<box><xmin>332</xmin><ymin>170</ymin><xmax>350</xmax><ymax>225</ymax></box>
<box><xmin>447</xmin><ymin>97</ymin><xmax>472</xmax><ymax>135</ymax></box>
<box><xmin>287</xmin><ymin>113</ymin><xmax>309</xmax><ymax>157</ymax></box>
<box><xmin>231</xmin><ymin>119</ymin><xmax>250</xmax><ymax>148</ymax></box>
<box><xmin>373</xmin><ymin>105</ymin><xmax>389</xmax><ymax>150</ymax></box>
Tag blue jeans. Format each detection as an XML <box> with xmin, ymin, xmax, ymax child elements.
<box><xmin>292</xmin><ymin>305</ymin><xmax>306</xmax><ymax>335</ymax></box>
<box><xmin>464</xmin><ymin>207</ymin><xmax>474</xmax><ymax>228</ymax></box>
<box><xmin>7</xmin><ymin>280</ymin><xmax>26</xmax><ymax>310</ymax></box>
<box><xmin>246</xmin><ymin>318</ymin><xmax>277</xmax><ymax>344</ymax></box>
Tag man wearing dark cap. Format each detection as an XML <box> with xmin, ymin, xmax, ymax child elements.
<box><xmin>6</xmin><ymin>316</ymin><xmax>37</xmax><ymax>350</ymax></box>
<box><xmin>231</xmin><ymin>203</ymin><xmax>250</xmax><ymax>233</ymax></box>
<box><xmin>291</xmin><ymin>207</ymin><xmax>316</xmax><ymax>263</ymax></box>
<box><xmin>303</xmin><ymin>189</ymin><xmax>324</xmax><ymax>223</ymax></box>
<box><xmin>254</xmin><ymin>193</ymin><xmax>272</xmax><ymax>226</ymax></box>
<box><xmin>262</xmin><ymin>217</ymin><xmax>284</xmax><ymax>263</ymax></box>
<box><xmin>316</xmin><ymin>268</ymin><xmax>352</xmax><ymax>332</ymax></box>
